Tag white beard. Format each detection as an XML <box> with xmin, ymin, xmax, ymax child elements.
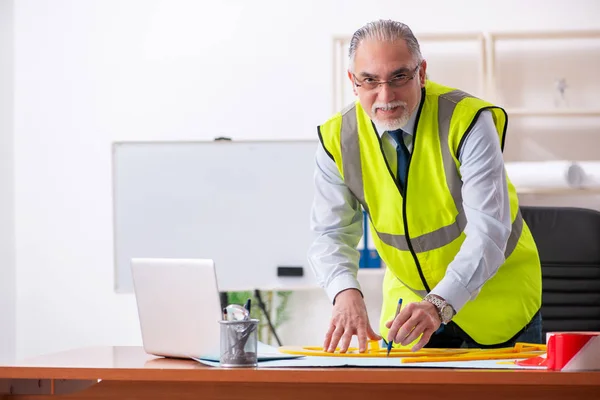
<box><xmin>371</xmin><ymin>100</ymin><xmax>410</xmax><ymax>131</ymax></box>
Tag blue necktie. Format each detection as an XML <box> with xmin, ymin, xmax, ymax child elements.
<box><xmin>388</xmin><ymin>129</ymin><xmax>410</xmax><ymax>190</ymax></box>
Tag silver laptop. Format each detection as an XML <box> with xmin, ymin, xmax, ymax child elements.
<box><xmin>131</xmin><ymin>258</ymin><xmax>222</xmax><ymax>359</ymax></box>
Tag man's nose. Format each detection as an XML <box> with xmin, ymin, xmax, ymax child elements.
<box><xmin>377</xmin><ymin>83</ymin><xmax>395</xmax><ymax>103</ymax></box>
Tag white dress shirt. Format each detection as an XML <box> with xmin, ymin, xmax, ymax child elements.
<box><xmin>308</xmin><ymin>101</ymin><xmax>512</xmax><ymax>314</ymax></box>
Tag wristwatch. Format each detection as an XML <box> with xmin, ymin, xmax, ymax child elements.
<box><xmin>423</xmin><ymin>294</ymin><xmax>455</xmax><ymax>325</ymax></box>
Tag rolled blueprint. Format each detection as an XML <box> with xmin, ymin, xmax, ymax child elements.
<box><xmin>504</xmin><ymin>161</ymin><xmax>585</xmax><ymax>190</ymax></box>
<box><xmin>577</xmin><ymin>161</ymin><xmax>600</xmax><ymax>188</ymax></box>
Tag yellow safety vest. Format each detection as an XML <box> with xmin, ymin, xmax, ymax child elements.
<box><xmin>317</xmin><ymin>80</ymin><xmax>542</xmax><ymax>345</ymax></box>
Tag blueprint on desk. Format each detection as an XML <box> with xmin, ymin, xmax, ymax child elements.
<box><xmin>193</xmin><ymin>342</ymin><xmax>546</xmax><ymax>369</ymax></box>
<box><xmin>252</xmin><ymin>356</ymin><xmax>546</xmax><ymax>369</ymax></box>
<box><xmin>195</xmin><ymin>351</ymin><xmax>545</xmax><ymax>370</ymax></box>
<box><xmin>191</xmin><ymin>342</ymin><xmax>303</xmax><ymax>363</ymax></box>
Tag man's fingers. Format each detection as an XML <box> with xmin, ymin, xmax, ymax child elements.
<box><xmin>388</xmin><ymin>309</ymin><xmax>410</xmax><ymax>343</ymax></box>
<box><xmin>411</xmin><ymin>328</ymin><xmax>435</xmax><ymax>352</ymax></box>
<box><xmin>338</xmin><ymin>330</ymin><xmax>354</xmax><ymax>353</ymax></box>
<box><xmin>400</xmin><ymin>321</ymin><xmax>424</xmax><ymax>346</ymax></box>
<box><xmin>357</xmin><ymin>325</ymin><xmax>368</xmax><ymax>353</ymax></box>
<box><xmin>323</xmin><ymin>323</ymin><xmax>336</xmax><ymax>350</ymax></box>
<box><xmin>385</xmin><ymin>320</ymin><xmax>393</xmax><ymax>329</ymax></box>
<box><xmin>324</xmin><ymin>293</ymin><xmax>374</xmax><ymax>353</ymax></box>
<box><xmin>395</xmin><ymin>313</ymin><xmax>422</xmax><ymax>344</ymax></box>
<box><xmin>327</xmin><ymin>326</ymin><xmax>344</xmax><ymax>352</ymax></box>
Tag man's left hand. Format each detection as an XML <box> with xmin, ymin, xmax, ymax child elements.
<box><xmin>385</xmin><ymin>301</ymin><xmax>441</xmax><ymax>352</ymax></box>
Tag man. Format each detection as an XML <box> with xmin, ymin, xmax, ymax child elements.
<box><xmin>308</xmin><ymin>19</ymin><xmax>542</xmax><ymax>353</ymax></box>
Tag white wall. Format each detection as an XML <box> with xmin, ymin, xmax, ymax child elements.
<box><xmin>0</xmin><ymin>0</ymin><xmax>16</xmax><ymax>363</ymax></box>
<box><xmin>12</xmin><ymin>0</ymin><xmax>600</xmax><ymax>359</ymax></box>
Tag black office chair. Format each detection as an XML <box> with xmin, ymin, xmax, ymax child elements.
<box><xmin>520</xmin><ymin>205</ymin><xmax>600</xmax><ymax>337</ymax></box>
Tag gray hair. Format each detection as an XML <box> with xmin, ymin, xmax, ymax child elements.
<box><xmin>348</xmin><ymin>20</ymin><xmax>423</xmax><ymax>72</ymax></box>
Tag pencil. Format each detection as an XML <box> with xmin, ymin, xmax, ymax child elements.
<box><xmin>387</xmin><ymin>298</ymin><xmax>403</xmax><ymax>356</ymax></box>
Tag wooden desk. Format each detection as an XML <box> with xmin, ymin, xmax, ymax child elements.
<box><xmin>0</xmin><ymin>346</ymin><xmax>599</xmax><ymax>400</ymax></box>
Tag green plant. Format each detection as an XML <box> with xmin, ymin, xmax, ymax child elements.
<box><xmin>225</xmin><ymin>290</ymin><xmax>292</xmax><ymax>344</ymax></box>
<box><xmin>274</xmin><ymin>291</ymin><xmax>292</xmax><ymax>328</ymax></box>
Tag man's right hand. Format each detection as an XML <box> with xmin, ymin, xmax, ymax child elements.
<box><xmin>323</xmin><ymin>288</ymin><xmax>381</xmax><ymax>353</ymax></box>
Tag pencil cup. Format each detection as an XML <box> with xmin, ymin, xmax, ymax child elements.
<box><xmin>219</xmin><ymin>319</ymin><xmax>259</xmax><ymax>368</ymax></box>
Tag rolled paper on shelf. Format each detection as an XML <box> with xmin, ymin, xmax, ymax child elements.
<box><xmin>577</xmin><ymin>161</ymin><xmax>600</xmax><ymax>188</ymax></box>
<box><xmin>504</xmin><ymin>161</ymin><xmax>585</xmax><ymax>190</ymax></box>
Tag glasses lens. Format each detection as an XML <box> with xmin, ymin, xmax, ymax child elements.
<box><xmin>363</xmin><ymin>82</ymin><xmax>379</xmax><ymax>90</ymax></box>
<box><xmin>390</xmin><ymin>77</ymin><xmax>409</xmax><ymax>88</ymax></box>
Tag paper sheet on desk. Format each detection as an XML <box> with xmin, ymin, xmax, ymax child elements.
<box><xmin>196</xmin><ymin>355</ymin><xmax>546</xmax><ymax>369</ymax></box>
<box><xmin>191</xmin><ymin>342</ymin><xmax>303</xmax><ymax>363</ymax></box>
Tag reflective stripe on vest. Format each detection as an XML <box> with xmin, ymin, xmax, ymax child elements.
<box><xmin>340</xmin><ymin>89</ymin><xmax>523</xmax><ymax>259</ymax></box>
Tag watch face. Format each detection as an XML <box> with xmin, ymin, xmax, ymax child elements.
<box><xmin>441</xmin><ymin>305</ymin><xmax>454</xmax><ymax>323</ymax></box>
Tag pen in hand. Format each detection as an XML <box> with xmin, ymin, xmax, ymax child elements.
<box><xmin>387</xmin><ymin>298</ymin><xmax>403</xmax><ymax>357</ymax></box>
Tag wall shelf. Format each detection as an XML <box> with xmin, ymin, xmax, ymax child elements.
<box><xmin>505</xmin><ymin>109</ymin><xmax>600</xmax><ymax>117</ymax></box>
<box><xmin>516</xmin><ymin>187</ymin><xmax>600</xmax><ymax>195</ymax></box>
<box><xmin>488</xmin><ymin>30</ymin><xmax>600</xmax><ymax>40</ymax></box>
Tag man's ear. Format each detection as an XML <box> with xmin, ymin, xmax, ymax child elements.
<box><xmin>347</xmin><ymin>70</ymin><xmax>358</xmax><ymax>96</ymax></box>
<box><xmin>419</xmin><ymin>60</ymin><xmax>427</xmax><ymax>87</ymax></box>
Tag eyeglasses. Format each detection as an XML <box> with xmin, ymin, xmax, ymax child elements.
<box><xmin>353</xmin><ymin>65</ymin><xmax>420</xmax><ymax>92</ymax></box>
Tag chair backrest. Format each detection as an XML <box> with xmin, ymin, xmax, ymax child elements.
<box><xmin>521</xmin><ymin>206</ymin><xmax>600</xmax><ymax>337</ymax></box>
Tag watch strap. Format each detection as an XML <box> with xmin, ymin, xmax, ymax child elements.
<box><xmin>423</xmin><ymin>294</ymin><xmax>454</xmax><ymax>324</ymax></box>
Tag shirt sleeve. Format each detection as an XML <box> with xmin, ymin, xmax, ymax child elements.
<box><xmin>307</xmin><ymin>142</ymin><xmax>364</xmax><ymax>303</ymax></box>
<box><xmin>429</xmin><ymin>110</ymin><xmax>512</xmax><ymax>313</ymax></box>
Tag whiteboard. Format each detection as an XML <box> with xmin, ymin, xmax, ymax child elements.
<box><xmin>112</xmin><ymin>139</ymin><xmax>321</xmax><ymax>293</ymax></box>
